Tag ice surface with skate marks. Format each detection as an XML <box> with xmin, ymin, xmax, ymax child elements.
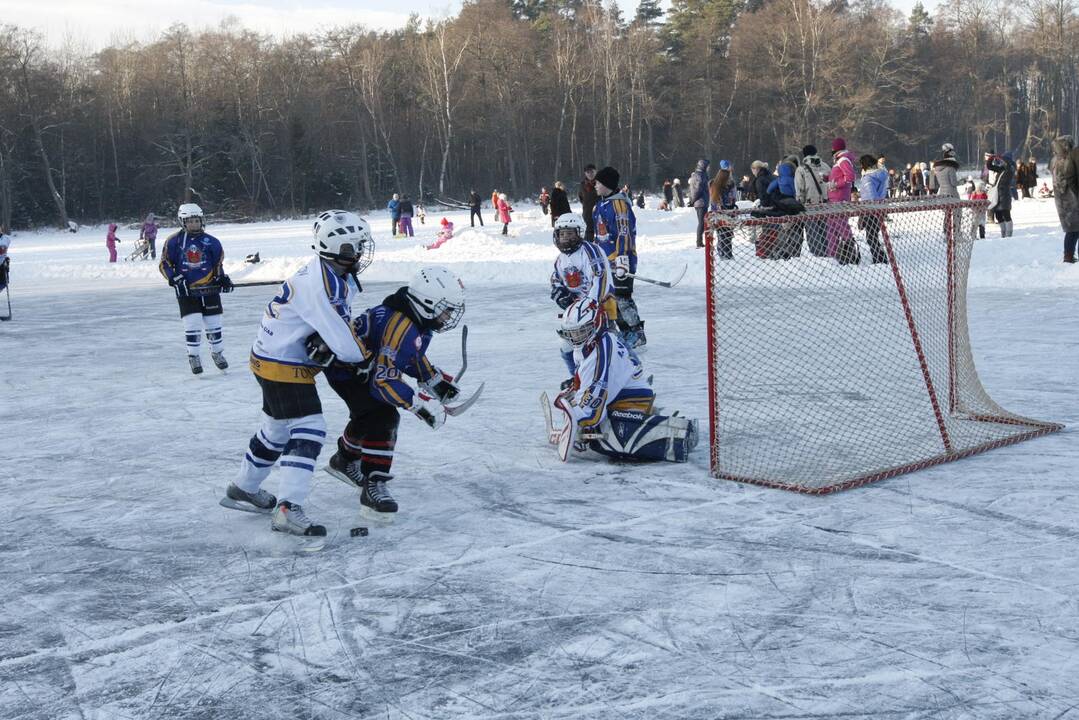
<box><xmin>1</xmin><ymin>197</ymin><xmax>1078</xmax><ymax>718</ymax></box>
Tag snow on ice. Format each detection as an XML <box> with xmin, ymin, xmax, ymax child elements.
<box><xmin>1</xmin><ymin>197</ymin><xmax>1077</xmax><ymax>718</ymax></box>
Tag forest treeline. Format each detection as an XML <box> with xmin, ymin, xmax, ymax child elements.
<box><xmin>0</xmin><ymin>0</ymin><xmax>1076</xmax><ymax>228</ymax></box>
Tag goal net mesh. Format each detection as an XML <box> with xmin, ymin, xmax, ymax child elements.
<box><xmin>704</xmin><ymin>198</ymin><xmax>1062</xmax><ymax>494</ymax></box>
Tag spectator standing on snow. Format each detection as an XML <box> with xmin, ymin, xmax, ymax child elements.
<box><xmin>673</xmin><ymin>177</ymin><xmax>686</xmax><ymax>208</ymax></box>
<box><xmin>497</xmin><ymin>193</ymin><xmax>513</xmax><ymax>235</ymax></box>
<box><xmin>1051</xmin><ymin>136</ymin><xmax>1079</xmax><ymax>263</ymax></box>
<box><xmin>387</xmin><ymin>193</ymin><xmax>401</xmax><ymax>236</ymax></box>
<box><xmin>932</xmin><ymin>143</ymin><xmax>960</xmax><ymax>198</ymax></box>
<box><xmin>635</xmin><ymin>190</ymin><xmax>645</xmax><ymax>209</ymax></box>
<box><xmin>688</xmin><ymin>158</ymin><xmax>711</xmax><ymax>248</ymax></box>
<box><xmin>970</xmin><ymin>180</ymin><xmax>988</xmax><ymax>238</ymax></box>
<box><xmin>106</xmin><ymin>223</ymin><xmax>121</xmax><ymax>263</ymax></box>
<box><xmin>857</xmin><ymin>154</ymin><xmax>889</xmax><ymax>264</ymax></box>
<box><xmin>662</xmin><ymin>179</ymin><xmax>674</xmax><ymax>210</ymax></box>
<box><xmin>468</xmin><ymin>189</ymin><xmax>484</xmax><ymax>227</ymax></box>
<box><xmin>708</xmin><ymin>162</ymin><xmax>737</xmax><ymax>259</ymax></box>
<box><xmin>826</xmin><ymin>138</ymin><xmax>859</xmax><ymax>263</ymax></box>
<box><xmin>796</xmin><ymin>144</ymin><xmax>830</xmax><ymax>256</ymax></box>
<box><xmin>549</xmin><ymin>181</ymin><xmax>571</xmax><ymax>226</ymax></box>
<box><xmin>751</xmin><ymin>161</ymin><xmax>772</xmax><ymax>207</ymax></box>
<box><xmin>910</xmin><ymin>163</ymin><xmax>925</xmax><ymax>196</ymax></box>
<box><xmin>140</xmin><ymin>213</ymin><xmax>159</xmax><ymax>259</ymax></box>
<box><xmin>986</xmin><ymin>153</ymin><xmax>1015</xmax><ymax>237</ymax></box>
<box><xmin>398</xmin><ymin>195</ymin><xmax>415</xmax><ymax>237</ymax></box>
<box><xmin>578</xmin><ymin>164</ymin><xmax>599</xmax><ymax>240</ymax></box>
<box><xmin>539</xmin><ymin>186</ymin><xmax>551</xmax><ymax>215</ymax></box>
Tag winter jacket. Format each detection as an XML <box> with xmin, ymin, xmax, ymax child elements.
<box><xmin>539</xmin><ymin>190</ymin><xmax>550</xmax><ymax>209</ymax></box>
<box><xmin>387</xmin><ymin>199</ymin><xmax>401</xmax><ymax>219</ymax></box>
<box><xmin>931</xmin><ymin>157</ymin><xmax>960</xmax><ymax>198</ymax></box>
<box><xmin>578</xmin><ymin>178</ymin><xmax>598</xmax><ymax>219</ymax></box>
<box><xmin>688</xmin><ymin>160</ymin><xmax>710</xmax><ymax>208</ymax></box>
<box><xmin>766</xmin><ymin>163</ymin><xmax>797</xmax><ymax>202</ymax></box>
<box><xmin>858</xmin><ymin>167</ymin><xmax>889</xmax><ymax>201</ymax></box>
<box><xmin>986</xmin><ymin>156</ymin><xmax>1014</xmax><ymax>212</ymax></box>
<box><xmin>550</xmin><ymin>187</ymin><xmax>571</xmax><ymax>218</ymax></box>
<box><xmin>795</xmin><ymin>156</ymin><xmax>830</xmax><ymax>204</ymax></box>
<box><xmin>753</xmin><ymin>168</ymin><xmax>772</xmax><ymax>206</ymax></box>
<box><xmin>827</xmin><ymin>150</ymin><xmax>857</xmax><ymax>202</ymax></box>
<box><xmin>398</xmin><ymin>200</ymin><xmax>414</xmax><ymax>217</ymax></box>
<box><xmin>673</xmin><ymin>180</ymin><xmax>685</xmax><ymax>207</ymax></box>
<box><xmin>1052</xmin><ymin>137</ymin><xmax>1079</xmax><ymax>232</ymax></box>
<box><xmin>141</xmin><ymin>218</ymin><xmax>158</xmax><ymax>241</ymax></box>
<box><xmin>106</xmin><ymin>223</ymin><xmax>119</xmax><ymax>247</ymax></box>
<box><xmin>497</xmin><ymin>198</ymin><xmax>512</xmax><ymax>224</ymax></box>
<box><xmin>469</xmin><ymin>191</ymin><xmax>481</xmax><ymax>209</ymax></box>
<box><xmin>910</xmin><ymin>167</ymin><xmax>925</xmax><ymax>193</ymax></box>
<box><xmin>663</xmin><ymin>181</ymin><xmax>673</xmax><ymax>203</ymax></box>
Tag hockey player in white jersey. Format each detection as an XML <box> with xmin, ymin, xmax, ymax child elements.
<box><xmin>545</xmin><ymin>298</ymin><xmax>698</xmax><ymax>463</ymax></box>
<box><xmin>221</xmin><ymin>210</ymin><xmax>374</xmax><ymax>537</ymax></box>
<box><xmin>549</xmin><ymin>213</ymin><xmax>615</xmax><ymax>383</ymax></box>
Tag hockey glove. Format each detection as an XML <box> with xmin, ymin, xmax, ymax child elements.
<box><xmin>172</xmin><ymin>276</ymin><xmax>189</xmax><ymax>297</ymax></box>
<box><xmin>218</xmin><ymin>274</ymin><xmax>234</xmax><ymax>293</ymax></box>
<box><xmin>352</xmin><ymin>354</ymin><xmax>374</xmax><ymax>382</ymax></box>
<box><xmin>551</xmin><ymin>285</ymin><xmax>575</xmax><ymax>310</ymax></box>
<box><xmin>304</xmin><ymin>333</ymin><xmax>335</xmax><ymax>367</ymax></box>
<box><xmin>410</xmin><ymin>397</ymin><xmax>446</xmax><ymax>430</ymax></box>
<box><xmin>421</xmin><ymin>371</ymin><xmax>460</xmax><ymax>403</ymax></box>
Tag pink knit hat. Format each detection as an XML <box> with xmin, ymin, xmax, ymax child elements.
<box><xmin>831</xmin><ymin>137</ymin><xmax>847</xmax><ymax>152</ymax></box>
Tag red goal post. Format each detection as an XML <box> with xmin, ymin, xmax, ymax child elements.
<box><xmin>704</xmin><ymin>197</ymin><xmax>1062</xmax><ymax>494</ymax></box>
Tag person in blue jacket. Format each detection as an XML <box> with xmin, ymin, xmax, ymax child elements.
<box><xmin>592</xmin><ymin>165</ymin><xmax>645</xmax><ymax>348</ymax></box>
<box><xmin>688</xmin><ymin>159</ymin><xmax>710</xmax><ymax>247</ymax></box>
<box><xmin>158</xmin><ymin>203</ymin><xmax>232</xmax><ymax>374</ymax></box>
<box><xmin>387</xmin><ymin>193</ymin><xmax>401</xmax><ymax>236</ymax></box>
<box><xmin>857</xmin><ymin>154</ymin><xmax>890</xmax><ymax>264</ymax></box>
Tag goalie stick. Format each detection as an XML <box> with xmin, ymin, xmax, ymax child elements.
<box><xmin>629</xmin><ymin>263</ymin><xmax>686</xmax><ymax>289</ymax></box>
<box><xmin>540</xmin><ymin>391</ymin><xmax>601</xmax><ymax>461</ymax></box>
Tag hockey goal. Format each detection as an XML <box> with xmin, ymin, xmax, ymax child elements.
<box><xmin>704</xmin><ymin>198</ymin><xmax>1062</xmax><ymax>494</ymax></box>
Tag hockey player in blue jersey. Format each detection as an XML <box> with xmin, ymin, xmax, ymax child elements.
<box><xmin>591</xmin><ymin>166</ymin><xmax>646</xmax><ymax>348</ymax></box>
<box><xmin>546</xmin><ymin>298</ymin><xmax>697</xmax><ymax>463</ymax></box>
<box><xmin>549</xmin><ymin>213</ymin><xmax>614</xmax><ymax>383</ymax></box>
<box><xmin>159</xmin><ymin>203</ymin><xmax>233</xmax><ymax>374</ymax></box>
<box><xmin>321</xmin><ymin>266</ymin><xmax>466</xmax><ymax>523</ymax></box>
<box><xmin>221</xmin><ymin>210</ymin><xmax>374</xmax><ymax>537</ymax></box>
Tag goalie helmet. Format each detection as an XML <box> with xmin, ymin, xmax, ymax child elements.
<box><xmin>552</xmin><ymin>213</ymin><xmax>585</xmax><ymax>254</ymax></box>
<box><xmin>558</xmin><ymin>298</ymin><xmax>603</xmax><ymax>348</ymax></box>
<box><xmin>313</xmin><ymin>210</ymin><xmax>374</xmax><ymax>274</ymax></box>
<box><xmin>407</xmin><ymin>266</ymin><xmax>465</xmax><ymax>333</ymax></box>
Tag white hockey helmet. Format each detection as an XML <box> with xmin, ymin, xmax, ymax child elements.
<box><xmin>553</xmin><ymin>213</ymin><xmax>586</xmax><ymax>254</ymax></box>
<box><xmin>313</xmin><ymin>210</ymin><xmax>374</xmax><ymax>274</ymax></box>
<box><xmin>558</xmin><ymin>298</ymin><xmax>603</xmax><ymax>348</ymax></box>
<box><xmin>407</xmin><ymin>266</ymin><xmax>465</xmax><ymax>333</ymax></box>
<box><xmin>177</xmin><ymin>203</ymin><xmax>203</xmax><ymax>220</ymax></box>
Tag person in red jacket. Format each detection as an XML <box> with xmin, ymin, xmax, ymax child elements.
<box><xmin>106</xmin><ymin>223</ymin><xmax>121</xmax><ymax>263</ymax></box>
<box><xmin>497</xmin><ymin>193</ymin><xmax>513</xmax><ymax>235</ymax></box>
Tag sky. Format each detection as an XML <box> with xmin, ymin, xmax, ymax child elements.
<box><xmin>1</xmin><ymin>0</ymin><xmax>927</xmax><ymax>51</ymax></box>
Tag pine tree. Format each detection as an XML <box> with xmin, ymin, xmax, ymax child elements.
<box><xmin>634</xmin><ymin>0</ymin><xmax>664</xmax><ymax>26</ymax></box>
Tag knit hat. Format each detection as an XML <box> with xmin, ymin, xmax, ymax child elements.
<box><xmin>595</xmin><ymin>166</ymin><xmax>620</xmax><ymax>192</ymax></box>
<box><xmin>719</xmin><ymin>159</ymin><xmax>731</xmax><ymax>170</ymax></box>
<box><xmin>802</xmin><ymin>144</ymin><xmax>818</xmax><ymax>158</ymax></box>
<box><xmin>831</xmin><ymin>138</ymin><xmax>847</xmax><ymax>152</ymax></box>
<box><xmin>942</xmin><ymin>142</ymin><xmax>955</xmax><ymax>157</ymax></box>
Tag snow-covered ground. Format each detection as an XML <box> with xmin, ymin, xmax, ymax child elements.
<box><xmin>2</xmin><ymin>198</ymin><xmax>1077</xmax><ymax>718</ymax></box>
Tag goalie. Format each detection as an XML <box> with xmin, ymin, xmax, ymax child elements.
<box><xmin>543</xmin><ymin>298</ymin><xmax>698</xmax><ymax>463</ymax></box>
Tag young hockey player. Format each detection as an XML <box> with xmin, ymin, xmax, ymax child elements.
<box><xmin>546</xmin><ymin>298</ymin><xmax>697</xmax><ymax>463</ymax></box>
<box><xmin>592</xmin><ymin>166</ymin><xmax>645</xmax><ymax>348</ymax></box>
<box><xmin>322</xmin><ymin>266</ymin><xmax>466</xmax><ymax>523</ymax></box>
<box><xmin>222</xmin><ymin>210</ymin><xmax>374</xmax><ymax>537</ymax></box>
<box><xmin>549</xmin><ymin>213</ymin><xmax>613</xmax><ymax>382</ymax></box>
<box><xmin>159</xmin><ymin>204</ymin><xmax>232</xmax><ymax>374</ymax></box>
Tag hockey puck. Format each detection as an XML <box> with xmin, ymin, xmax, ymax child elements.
<box><xmin>350</xmin><ymin>527</ymin><xmax>369</xmax><ymax>537</ymax></box>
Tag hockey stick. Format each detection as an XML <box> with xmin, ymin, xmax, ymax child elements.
<box><xmin>444</xmin><ymin>382</ymin><xmax>484</xmax><ymax>416</ymax></box>
<box><xmin>629</xmin><ymin>263</ymin><xmax>687</xmax><ymax>289</ymax></box>
<box><xmin>0</xmin><ymin>283</ymin><xmax>10</xmax><ymax>321</ymax></box>
<box><xmin>454</xmin><ymin>325</ymin><xmax>468</xmax><ymax>382</ymax></box>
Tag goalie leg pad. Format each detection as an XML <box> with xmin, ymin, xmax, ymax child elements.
<box><xmin>615</xmin><ymin>296</ymin><xmax>641</xmax><ymax>331</ymax></box>
<box><xmin>589</xmin><ymin>409</ymin><xmax>699</xmax><ymax>463</ymax></box>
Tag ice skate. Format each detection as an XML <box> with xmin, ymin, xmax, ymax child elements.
<box><xmin>325</xmin><ymin>451</ymin><xmax>364</xmax><ymax>490</ymax></box>
<box><xmin>219</xmin><ymin>482</ymin><xmax>277</xmax><ymax>514</ymax></box>
<box><xmin>188</xmin><ymin>355</ymin><xmax>203</xmax><ymax>375</ymax></box>
<box><xmin>631</xmin><ymin>329</ymin><xmax>647</xmax><ymax>349</ymax></box>
<box><xmin>271</xmin><ymin>501</ymin><xmax>326</xmax><ymax>537</ymax></box>
<box><xmin>360</xmin><ymin>472</ymin><xmax>398</xmax><ymax>524</ymax></box>
<box><xmin>211</xmin><ymin>350</ymin><xmax>228</xmax><ymax>370</ymax></box>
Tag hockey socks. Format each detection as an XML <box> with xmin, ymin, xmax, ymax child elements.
<box><xmin>182</xmin><ymin>313</ymin><xmax>203</xmax><ymax>357</ymax></box>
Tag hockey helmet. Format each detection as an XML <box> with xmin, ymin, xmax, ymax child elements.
<box><xmin>312</xmin><ymin>210</ymin><xmax>374</xmax><ymax>275</ymax></box>
<box><xmin>406</xmin><ymin>266</ymin><xmax>465</xmax><ymax>333</ymax></box>
<box><xmin>558</xmin><ymin>298</ymin><xmax>603</xmax><ymax>348</ymax></box>
<box><xmin>178</xmin><ymin>203</ymin><xmax>204</xmax><ymax>231</ymax></box>
<box><xmin>552</xmin><ymin>213</ymin><xmax>585</xmax><ymax>254</ymax></box>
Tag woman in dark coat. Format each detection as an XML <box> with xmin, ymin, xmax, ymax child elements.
<box><xmin>1052</xmin><ymin>137</ymin><xmax>1079</xmax><ymax>262</ymax></box>
<box><xmin>549</xmin><ymin>181</ymin><xmax>571</xmax><ymax>226</ymax></box>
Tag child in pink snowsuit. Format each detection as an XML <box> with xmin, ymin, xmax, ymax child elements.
<box><xmin>106</xmin><ymin>223</ymin><xmax>120</xmax><ymax>262</ymax></box>
<box><xmin>825</xmin><ymin>138</ymin><xmax>858</xmax><ymax>262</ymax></box>
<box><xmin>426</xmin><ymin>218</ymin><xmax>455</xmax><ymax>250</ymax></box>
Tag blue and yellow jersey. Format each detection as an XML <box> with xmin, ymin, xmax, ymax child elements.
<box><xmin>592</xmin><ymin>193</ymin><xmax>638</xmax><ymax>274</ymax></box>
<box><xmin>353</xmin><ymin>288</ymin><xmax>439</xmax><ymax>409</ymax></box>
<box><xmin>159</xmin><ymin>230</ymin><xmax>224</xmax><ymax>288</ymax></box>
